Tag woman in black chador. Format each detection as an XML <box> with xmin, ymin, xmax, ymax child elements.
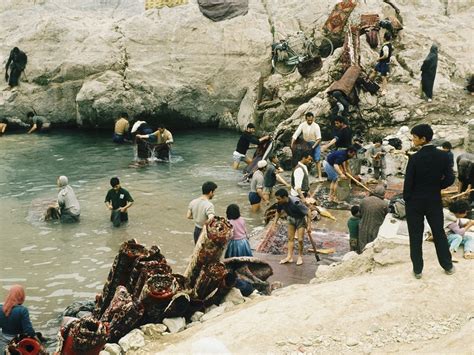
<box><xmin>420</xmin><ymin>44</ymin><xmax>438</xmax><ymax>102</ymax></box>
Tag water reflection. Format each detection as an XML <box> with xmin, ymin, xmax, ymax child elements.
<box><xmin>0</xmin><ymin>129</ymin><xmax>267</xmax><ymax>333</ymax></box>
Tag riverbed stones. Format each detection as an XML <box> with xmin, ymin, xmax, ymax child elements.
<box><xmin>140</xmin><ymin>323</ymin><xmax>167</xmax><ymax>337</ymax></box>
<box><xmin>162</xmin><ymin>317</ymin><xmax>186</xmax><ymax>334</ymax></box>
<box><xmin>118</xmin><ymin>329</ymin><xmax>145</xmax><ymax>352</ymax></box>
<box><xmin>201</xmin><ymin>303</ymin><xmax>228</xmax><ymax>322</ymax></box>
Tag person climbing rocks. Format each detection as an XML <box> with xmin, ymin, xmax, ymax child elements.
<box><xmin>26</xmin><ymin>112</ymin><xmax>50</xmax><ymax>134</ymax></box>
<box><xmin>369</xmin><ymin>32</ymin><xmax>393</xmax><ymax>96</ymax></box>
<box><xmin>323</xmin><ymin>146</ymin><xmax>357</xmax><ymax>203</ymax></box>
<box><xmin>249</xmin><ymin>160</ymin><xmax>268</xmax><ymax>212</ymax></box>
<box><xmin>112</xmin><ymin>112</ymin><xmax>131</xmax><ymax>144</ymax></box>
<box><xmin>187</xmin><ymin>181</ymin><xmax>217</xmax><ymax>244</ymax></box>
<box><xmin>272</xmin><ymin>188</ymin><xmax>312</xmax><ymax>266</ymax></box>
<box><xmin>5</xmin><ymin>47</ymin><xmax>27</xmax><ymax>88</ymax></box>
<box><xmin>232</xmin><ymin>123</ymin><xmax>270</xmax><ymax>170</ymax></box>
<box><xmin>291</xmin><ymin>112</ymin><xmax>322</xmax><ymax>180</ymax></box>
<box><xmin>105</xmin><ymin>177</ymin><xmax>134</xmax><ymax>227</ymax></box>
<box><xmin>420</xmin><ymin>44</ymin><xmax>438</xmax><ymax>102</ymax></box>
<box><xmin>45</xmin><ymin>176</ymin><xmax>81</xmax><ymax>223</ymax></box>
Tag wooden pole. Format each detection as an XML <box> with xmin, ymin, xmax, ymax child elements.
<box><xmin>306</xmin><ymin>229</ymin><xmax>320</xmax><ymax>262</ymax></box>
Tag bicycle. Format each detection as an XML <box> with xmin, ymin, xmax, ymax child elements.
<box><xmin>271</xmin><ymin>31</ymin><xmax>334</xmax><ymax>75</ymax></box>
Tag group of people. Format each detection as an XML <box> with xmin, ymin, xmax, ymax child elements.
<box><xmin>45</xmin><ymin>176</ymin><xmax>134</xmax><ymax>228</ymax></box>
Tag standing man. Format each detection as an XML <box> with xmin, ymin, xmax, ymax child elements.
<box><xmin>291</xmin><ymin>112</ymin><xmax>322</xmax><ymax>180</ymax></box>
<box><xmin>5</xmin><ymin>47</ymin><xmax>27</xmax><ymax>88</ymax></box>
<box><xmin>272</xmin><ymin>188</ymin><xmax>312</xmax><ymax>266</ymax></box>
<box><xmin>113</xmin><ymin>112</ymin><xmax>130</xmax><ymax>144</ymax></box>
<box><xmin>369</xmin><ymin>32</ymin><xmax>393</xmax><ymax>95</ymax></box>
<box><xmin>323</xmin><ymin>147</ymin><xmax>357</xmax><ymax>202</ymax></box>
<box><xmin>420</xmin><ymin>44</ymin><xmax>438</xmax><ymax>102</ymax></box>
<box><xmin>187</xmin><ymin>181</ymin><xmax>217</xmax><ymax>244</ymax></box>
<box><xmin>232</xmin><ymin>123</ymin><xmax>270</xmax><ymax>170</ymax></box>
<box><xmin>358</xmin><ymin>185</ymin><xmax>388</xmax><ymax>251</ymax></box>
<box><xmin>263</xmin><ymin>155</ymin><xmax>290</xmax><ymax>201</ymax></box>
<box><xmin>26</xmin><ymin>112</ymin><xmax>50</xmax><ymax>134</ymax></box>
<box><xmin>322</xmin><ymin>116</ymin><xmax>352</xmax><ymax>151</ymax></box>
<box><xmin>291</xmin><ymin>152</ymin><xmax>313</xmax><ymax>202</ymax></box>
<box><xmin>403</xmin><ymin>124</ymin><xmax>455</xmax><ymax>279</ymax></box>
<box><xmin>249</xmin><ymin>160</ymin><xmax>268</xmax><ymax>212</ymax></box>
<box><xmin>105</xmin><ymin>177</ymin><xmax>134</xmax><ymax>227</ymax></box>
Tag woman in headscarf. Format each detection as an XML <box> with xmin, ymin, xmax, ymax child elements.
<box><xmin>420</xmin><ymin>44</ymin><xmax>438</xmax><ymax>102</ymax></box>
<box><xmin>45</xmin><ymin>176</ymin><xmax>80</xmax><ymax>223</ymax></box>
<box><xmin>0</xmin><ymin>285</ymin><xmax>36</xmax><ymax>351</ymax></box>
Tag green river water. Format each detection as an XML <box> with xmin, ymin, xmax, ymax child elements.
<box><xmin>0</xmin><ymin>129</ymin><xmax>265</xmax><ymax>335</ymax></box>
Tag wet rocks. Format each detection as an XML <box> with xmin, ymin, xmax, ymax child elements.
<box><xmin>140</xmin><ymin>323</ymin><xmax>167</xmax><ymax>338</ymax></box>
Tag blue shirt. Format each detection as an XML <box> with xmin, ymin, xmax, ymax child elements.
<box><xmin>327</xmin><ymin>150</ymin><xmax>349</xmax><ymax>166</ymax></box>
<box><xmin>0</xmin><ymin>305</ymin><xmax>35</xmax><ymax>336</ymax></box>
<box><xmin>277</xmin><ymin>196</ymin><xmax>309</xmax><ymax>219</ymax></box>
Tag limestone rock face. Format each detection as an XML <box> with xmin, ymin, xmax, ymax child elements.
<box><xmin>0</xmin><ymin>0</ymin><xmax>472</xmax><ymax>133</ymax></box>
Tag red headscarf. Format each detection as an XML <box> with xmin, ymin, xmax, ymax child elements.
<box><xmin>2</xmin><ymin>284</ymin><xmax>26</xmax><ymax>317</ymax></box>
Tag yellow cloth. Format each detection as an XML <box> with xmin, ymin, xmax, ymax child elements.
<box><xmin>114</xmin><ymin>118</ymin><xmax>129</xmax><ymax>135</ymax></box>
<box><xmin>153</xmin><ymin>129</ymin><xmax>174</xmax><ymax>144</ymax></box>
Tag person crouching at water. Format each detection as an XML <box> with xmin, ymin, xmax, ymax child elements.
<box><xmin>323</xmin><ymin>146</ymin><xmax>357</xmax><ymax>203</ymax></box>
<box><xmin>105</xmin><ymin>177</ymin><xmax>134</xmax><ymax>227</ymax></box>
<box><xmin>45</xmin><ymin>176</ymin><xmax>80</xmax><ymax>223</ymax></box>
<box><xmin>225</xmin><ymin>204</ymin><xmax>253</xmax><ymax>258</ymax></box>
<box><xmin>187</xmin><ymin>181</ymin><xmax>217</xmax><ymax>244</ymax></box>
<box><xmin>112</xmin><ymin>112</ymin><xmax>131</xmax><ymax>144</ymax></box>
<box><xmin>26</xmin><ymin>112</ymin><xmax>50</xmax><ymax>134</ymax></box>
<box><xmin>249</xmin><ymin>160</ymin><xmax>268</xmax><ymax>212</ymax></box>
<box><xmin>136</xmin><ymin>123</ymin><xmax>174</xmax><ymax>161</ymax></box>
<box><xmin>272</xmin><ymin>188</ymin><xmax>312</xmax><ymax>266</ymax></box>
<box><xmin>0</xmin><ymin>285</ymin><xmax>36</xmax><ymax>352</ymax></box>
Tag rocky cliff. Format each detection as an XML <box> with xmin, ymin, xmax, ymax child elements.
<box><xmin>0</xmin><ymin>0</ymin><xmax>472</xmax><ymax>131</ymax></box>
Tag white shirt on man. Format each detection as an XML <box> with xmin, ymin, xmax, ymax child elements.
<box><xmin>292</xmin><ymin>121</ymin><xmax>321</xmax><ymax>142</ymax></box>
<box><xmin>290</xmin><ymin>162</ymin><xmax>309</xmax><ymax>197</ymax></box>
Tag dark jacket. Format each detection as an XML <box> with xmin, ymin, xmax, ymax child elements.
<box><xmin>403</xmin><ymin>145</ymin><xmax>454</xmax><ymax>202</ymax></box>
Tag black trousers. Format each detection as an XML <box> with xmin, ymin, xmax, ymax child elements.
<box><xmin>405</xmin><ymin>200</ymin><xmax>452</xmax><ymax>274</ymax></box>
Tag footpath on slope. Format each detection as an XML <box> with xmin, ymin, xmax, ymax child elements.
<box><xmin>131</xmin><ymin>239</ymin><xmax>474</xmax><ymax>354</ymax></box>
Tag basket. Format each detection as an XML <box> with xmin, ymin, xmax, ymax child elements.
<box><xmin>145</xmin><ymin>0</ymin><xmax>188</xmax><ymax>10</ymax></box>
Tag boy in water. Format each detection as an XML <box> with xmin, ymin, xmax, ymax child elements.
<box><xmin>105</xmin><ymin>177</ymin><xmax>134</xmax><ymax>227</ymax></box>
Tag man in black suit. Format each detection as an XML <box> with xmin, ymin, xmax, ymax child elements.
<box><xmin>403</xmin><ymin>124</ymin><xmax>455</xmax><ymax>279</ymax></box>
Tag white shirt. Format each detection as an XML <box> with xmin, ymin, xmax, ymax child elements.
<box><xmin>292</xmin><ymin>121</ymin><xmax>321</xmax><ymax>142</ymax></box>
<box><xmin>290</xmin><ymin>162</ymin><xmax>309</xmax><ymax>197</ymax></box>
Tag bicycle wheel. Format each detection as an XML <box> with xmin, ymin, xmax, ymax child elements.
<box><xmin>272</xmin><ymin>55</ymin><xmax>297</xmax><ymax>75</ymax></box>
<box><xmin>314</xmin><ymin>36</ymin><xmax>334</xmax><ymax>59</ymax></box>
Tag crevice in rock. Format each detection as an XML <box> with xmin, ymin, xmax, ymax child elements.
<box><xmin>260</xmin><ymin>0</ymin><xmax>275</xmax><ymax>42</ymax></box>
<box><xmin>112</xmin><ymin>22</ymin><xmax>130</xmax><ymax>91</ymax></box>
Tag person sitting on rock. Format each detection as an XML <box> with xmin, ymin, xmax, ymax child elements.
<box><xmin>358</xmin><ymin>185</ymin><xmax>388</xmax><ymax>252</ymax></box>
<box><xmin>26</xmin><ymin>112</ymin><xmax>50</xmax><ymax>134</ymax></box>
<box><xmin>272</xmin><ymin>188</ymin><xmax>312</xmax><ymax>266</ymax></box>
<box><xmin>232</xmin><ymin>123</ymin><xmax>270</xmax><ymax>170</ymax></box>
<box><xmin>369</xmin><ymin>32</ymin><xmax>393</xmax><ymax>96</ymax></box>
<box><xmin>5</xmin><ymin>47</ymin><xmax>27</xmax><ymax>88</ymax></box>
<box><xmin>112</xmin><ymin>112</ymin><xmax>131</xmax><ymax>144</ymax></box>
<box><xmin>323</xmin><ymin>146</ymin><xmax>357</xmax><ymax>202</ymax></box>
<box><xmin>443</xmin><ymin>200</ymin><xmax>474</xmax><ymax>261</ymax></box>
